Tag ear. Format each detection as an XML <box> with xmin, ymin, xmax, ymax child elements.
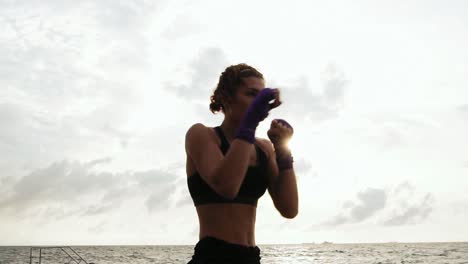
<box><xmin>221</xmin><ymin>95</ymin><xmax>233</xmax><ymax>110</ymax></box>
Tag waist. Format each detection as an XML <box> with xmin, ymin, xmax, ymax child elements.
<box><xmin>192</xmin><ymin>236</ymin><xmax>261</xmax><ymax>263</ymax></box>
<box><xmin>199</xmin><ymin>230</ymin><xmax>256</xmax><ymax>247</ymax></box>
<box><xmin>196</xmin><ymin>204</ymin><xmax>257</xmax><ymax>246</ymax></box>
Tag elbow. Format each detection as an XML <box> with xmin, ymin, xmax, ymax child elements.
<box><xmin>219</xmin><ymin>187</ymin><xmax>239</xmax><ymax>200</ymax></box>
<box><xmin>281</xmin><ymin>208</ymin><xmax>298</xmax><ymax>219</ymax></box>
<box><xmin>222</xmin><ymin>193</ymin><xmax>237</xmax><ymax>200</ymax></box>
<box><xmin>213</xmin><ymin>180</ymin><xmax>239</xmax><ymax>200</ymax></box>
<box><xmin>209</xmin><ymin>167</ymin><xmax>240</xmax><ymax>200</ymax></box>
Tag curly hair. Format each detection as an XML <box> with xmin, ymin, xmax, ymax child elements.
<box><xmin>209</xmin><ymin>63</ymin><xmax>264</xmax><ymax>114</ymax></box>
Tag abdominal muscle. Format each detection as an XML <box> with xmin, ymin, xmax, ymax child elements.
<box><xmin>195</xmin><ymin>203</ymin><xmax>257</xmax><ymax>247</ymax></box>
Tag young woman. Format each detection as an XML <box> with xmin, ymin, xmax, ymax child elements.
<box><xmin>185</xmin><ymin>63</ymin><xmax>298</xmax><ymax>264</ymax></box>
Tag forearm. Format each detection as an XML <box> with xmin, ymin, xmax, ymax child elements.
<box><xmin>271</xmin><ymin>146</ymin><xmax>298</xmax><ymax>218</ymax></box>
<box><xmin>214</xmin><ymin>138</ymin><xmax>253</xmax><ymax>199</ymax></box>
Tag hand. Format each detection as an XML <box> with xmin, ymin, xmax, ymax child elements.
<box><xmin>269</xmin><ymin>88</ymin><xmax>282</xmax><ymax>110</ymax></box>
<box><xmin>246</xmin><ymin>87</ymin><xmax>281</xmax><ymax>123</ymax></box>
<box><xmin>235</xmin><ymin>88</ymin><xmax>281</xmax><ymax>144</ymax></box>
<box><xmin>267</xmin><ymin>119</ymin><xmax>294</xmax><ymax>149</ymax></box>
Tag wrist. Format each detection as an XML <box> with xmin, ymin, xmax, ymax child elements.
<box><xmin>274</xmin><ymin>146</ymin><xmax>293</xmax><ymax>171</ymax></box>
<box><xmin>235</xmin><ymin>127</ymin><xmax>256</xmax><ymax>144</ymax></box>
<box><xmin>274</xmin><ymin>144</ymin><xmax>291</xmax><ymax>155</ymax></box>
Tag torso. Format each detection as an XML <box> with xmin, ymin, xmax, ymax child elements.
<box><xmin>186</xmin><ymin>126</ymin><xmax>267</xmax><ymax>247</ymax></box>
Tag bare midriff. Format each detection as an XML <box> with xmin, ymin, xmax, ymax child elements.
<box><xmin>195</xmin><ymin>203</ymin><xmax>257</xmax><ymax>247</ymax></box>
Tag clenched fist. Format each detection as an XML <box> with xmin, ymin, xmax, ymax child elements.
<box><xmin>267</xmin><ymin>119</ymin><xmax>294</xmax><ymax>148</ymax></box>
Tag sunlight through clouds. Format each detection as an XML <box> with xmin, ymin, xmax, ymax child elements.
<box><xmin>1</xmin><ymin>0</ymin><xmax>468</xmax><ymax>245</ymax></box>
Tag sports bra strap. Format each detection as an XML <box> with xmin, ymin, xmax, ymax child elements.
<box><xmin>214</xmin><ymin>126</ymin><xmax>230</xmax><ymax>155</ymax></box>
<box><xmin>214</xmin><ymin>126</ymin><xmax>266</xmax><ymax>165</ymax></box>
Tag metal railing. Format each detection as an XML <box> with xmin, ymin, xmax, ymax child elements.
<box><xmin>29</xmin><ymin>246</ymin><xmax>94</xmax><ymax>264</ymax></box>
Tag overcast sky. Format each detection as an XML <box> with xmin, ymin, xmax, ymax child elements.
<box><xmin>1</xmin><ymin>0</ymin><xmax>467</xmax><ymax>245</ymax></box>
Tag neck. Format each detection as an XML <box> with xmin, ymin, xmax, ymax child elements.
<box><xmin>219</xmin><ymin>118</ymin><xmax>241</xmax><ymax>143</ymax></box>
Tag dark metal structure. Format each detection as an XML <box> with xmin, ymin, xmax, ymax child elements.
<box><xmin>29</xmin><ymin>246</ymin><xmax>94</xmax><ymax>264</ymax></box>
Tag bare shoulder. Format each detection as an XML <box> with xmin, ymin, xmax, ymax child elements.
<box><xmin>185</xmin><ymin>123</ymin><xmax>218</xmax><ymax>150</ymax></box>
<box><xmin>185</xmin><ymin>123</ymin><xmax>208</xmax><ymax>148</ymax></box>
<box><xmin>186</xmin><ymin>122</ymin><xmax>207</xmax><ymax>134</ymax></box>
<box><xmin>185</xmin><ymin>123</ymin><xmax>211</xmax><ymax>140</ymax></box>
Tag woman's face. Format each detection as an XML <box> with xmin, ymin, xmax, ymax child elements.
<box><xmin>225</xmin><ymin>77</ymin><xmax>265</xmax><ymax>121</ymax></box>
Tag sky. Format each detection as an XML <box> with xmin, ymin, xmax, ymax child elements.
<box><xmin>0</xmin><ymin>0</ymin><xmax>467</xmax><ymax>246</ymax></box>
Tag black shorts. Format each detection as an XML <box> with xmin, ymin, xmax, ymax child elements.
<box><xmin>187</xmin><ymin>236</ymin><xmax>261</xmax><ymax>264</ymax></box>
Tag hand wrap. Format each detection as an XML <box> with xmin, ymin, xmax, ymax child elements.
<box><xmin>276</xmin><ymin>147</ymin><xmax>294</xmax><ymax>171</ymax></box>
<box><xmin>235</xmin><ymin>88</ymin><xmax>276</xmax><ymax>144</ymax></box>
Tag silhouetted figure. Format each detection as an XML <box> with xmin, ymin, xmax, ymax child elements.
<box><xmin>185</xmin><ymin>63</ymin><xmax>298</xmax><ymax>264</ymax></box>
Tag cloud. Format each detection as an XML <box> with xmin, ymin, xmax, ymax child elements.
<box><xmin>145</xmin><ymin>186</ymin><xmax>173</xmax><ymax>212</ymax></box>
<box><xmin>164</xmin><ymin>58</ymin><xmax>350</xmax><ymax>126</ymax></box>
<box><xmin>322</xmin><ymin>64</ymin><xmax>348</xmax><ymax>104</ymax></box>
<box><xmin>83</xmin><ymin>203</ymin><xmax>116</xmax><ymax>217</ymax></box>
<box><xmin>275</xmin><ymin>64</ymin><xmax>349</xmax><ymax>122</ymax></box>
<box><xmin>0</xmin><ymin>0</ymin><xmax>165</xmax><ymax>178</ymax></box>
<box><xmin>392</xmin><ymin>181</ymin><xmax>414</xmax><ymax>196</ymax></box>
<box><xmin>448</xmin><ymin>199</ymin><xmax>468</xmax><ymax>216</ymax></box>
<box><xmin>88</xmin><ymin>221</ymin><xmax>107</xmax><ymax>234</ymax></box>
<box><xmin>0</xmin><ymin>159</ymin><xmax>116</xmax><ymax>209</ymax></box>
<box><xmin>162</xmin><ymin>51</ymin><xmax>351</xmax><ymax>123</ymax></box>
<box><xmin>292</xmin><ymin>157</ymin><xmax>313</xmax><ymax>177</ymax></box>
<box><xmin>161</xmin><ymin>14</ymin><xmax>201</xmax><ymax>41</ymax></box>
<box><xmin>383</xmin><ymin>193</ymin><xmax>434</xmax><ymax>226</ymax></box>
<box><xmin>175</xmin><ymin>193</ymin><xmax>193</xmax><ymax>208</ymax></box>
<box><xmin>379</xmin><ymin>126</ymin><xmax>405</xmax><ymax>149</ymax></box>
<box><xmin>316</xmin><ymin>182</ymin><xmax>435</xmax><ymax>228</ymax></box>
<box><xmin>0</xmin><ymin>0</ymin><xmax>155</xmax><ymax>101</ymax></box>
<box><xmin>457</xmin><ymin>104</ymin><xmax>468</xmax><ymax>113</ymax></box>
<box><xmin>350</xmin><ymin>188</ymin><xmax>387</xmax><ymax>221</ymax></box>
<box><xmin>163</xmin><ymin>52</ymin><xmax>349</xmax><ymax>123</ymax></box>
<box><xmin>164</xmin><ymin>47</ymin><xmax>229</xmax><ymax>101</ymax></box>
<box><xmin>321</xmin><ymin>214</ymin><xmax>348</xmax><ymax>226</ymax></box>
<box><xmin>362</xmin><ymin>113</ymin><xmax>438</xmax><ymax>151</ymax></box>
<box><xmin>0</xmin><ymin>158</ymin><xmax>180</xmax><ymax>219</ymax></box>
<box><xmin>0</xmin><ymin>100</ymin><xmax>137</xmax><ymax>181</ymax></box>
<box><xmin>382</xmin><ymin>182</ymin><xmax>435</xmax><ymax>226</ymax></box>
<box><xmin>457</xmin><ymin>104</ymin><xmax>468</xmax><ymax>121</ymax></box>
<box><xmin>322</xmin><ymin>188</ymin><xmax>387</xmax><ymax>226</ymax></box>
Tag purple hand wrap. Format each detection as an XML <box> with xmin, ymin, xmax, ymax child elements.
<box><xmin>235</xmin><ymin>88</ymin><xmax>276</xmax><ymax>144</ymax></box>
<box><xmin>275</xmin><ymin>119</ymin><xmax>294</xmax><ymax>134</ymax></box>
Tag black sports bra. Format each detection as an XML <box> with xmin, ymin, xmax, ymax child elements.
<box><xmin>187</xmin><ymin>126</ymin><xmax>269</xmax><ymax>207</ymax></box>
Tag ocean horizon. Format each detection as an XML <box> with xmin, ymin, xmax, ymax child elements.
<box><xmin>1</xmin><ymin>242</ymin><xmax>467</xmax><ymax>263</ymax></box>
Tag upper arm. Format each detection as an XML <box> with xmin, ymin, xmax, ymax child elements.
<box><xmin>259</xmin><ymin>138</ymin><xmax>291</xmax><ymax>215</ymax></box>
<box><xmin>257</xmin><ymin>138</ymin><xmax>279</xmax><ymax>191</ymax></box>
<box><xmin>185</xmin><ymin>123</ymin><xmax>225</xmax><ymax>192</ymax></box>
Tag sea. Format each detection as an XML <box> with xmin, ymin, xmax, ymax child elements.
<box><xmin>0</xmin><ymin>242</ymin><xmax>467</xmax><ymax>264</ymax></box>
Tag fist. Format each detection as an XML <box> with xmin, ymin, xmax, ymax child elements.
<box><xmin>267</xmin><ymin>119</ymin><xmax>294</xmax><ymax>147</ymax></box>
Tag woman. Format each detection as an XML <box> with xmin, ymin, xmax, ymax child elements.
<box><xmin>185</xmin><ymin>63</ymin><xmax>298</xmax><ymax>264</ymax></box>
